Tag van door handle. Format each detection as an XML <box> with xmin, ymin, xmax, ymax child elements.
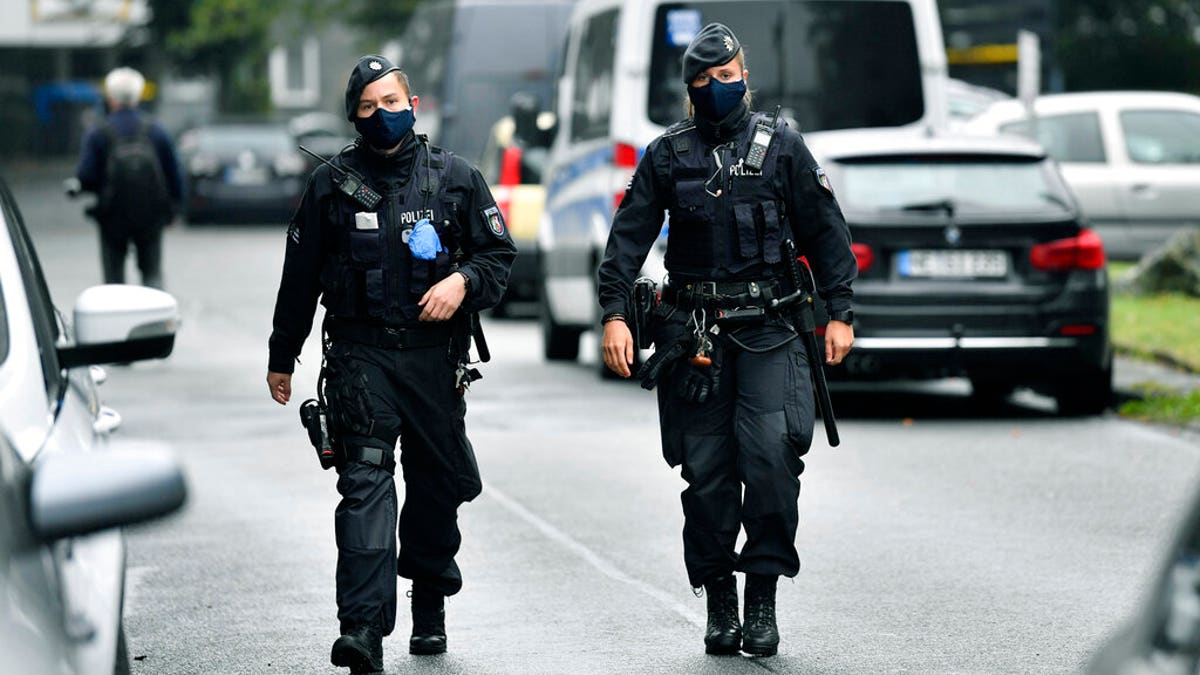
<box><xmin>1130</xmin><ymin>183</ymin><xmax>1156</xmax><ymax>197</ymax></box>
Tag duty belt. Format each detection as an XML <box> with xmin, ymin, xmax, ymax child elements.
<box><xmin>662</xmin><ymin>279</ymin><xmax>783</xmax><ymax>310</ymax></box>
<box><xmin>325</xmin><ymin>318</ymin><xmax>452</xmax><ymax>350</ymax></box>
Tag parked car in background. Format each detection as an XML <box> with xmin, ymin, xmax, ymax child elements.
<box><xmin>0</xmin><ymin>174</ymin><xmax>186</xmax><ymax>673</ymax></box>
<box><xmin>179</xmin><ymin>122</ymin><xmax>307</xmax><ymax>224</ymax></box>
<box><xmin>392</xmin><ymin>0</ymin><xmax>576</xmax><ymax>165</ymax></box>
<box><xmin>537</xmin><ymin>0</ymin><xmax>949</xmax><ymax>368</ymax></box>
<box><xmin>478</xmin><ymin>94</ymin><xmax>557</xmax><ymax>315</ymax></box>
<box><xmin>806</xmin><ymin>129</ymin><xmax>1113</xmax><ymax>415</ymax></box>
<box><xmin>964</xmin><ymin>91</ymin><xmax>1200</xmax><ymax>260</ymax></box>
<box><xmin>288</xmin><ymin>111</ymin><xmax>355</xmax><ymax>167</ymax></box>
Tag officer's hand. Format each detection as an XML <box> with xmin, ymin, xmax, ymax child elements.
<box><xmin>418</xmin><ymin>272</ymin><xmax>468</xmax><ymax>322</ymax></box>
<box><xmin>267</xmin><ymin>371</ymin><xmax>292</xmax><ymax>405</ymax></box>
<box><xmin>602</xmin><ymin>320</ymin><xmax>635</xmax><ymax>378</ymax></box>
<box><xmin>825</xmin><ymin>320</ymin><xmax>854</xmax><ymax>366</ymax></box>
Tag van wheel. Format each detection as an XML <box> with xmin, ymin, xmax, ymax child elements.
<box><xmin>1055</xmin><ymin>366</ymin><xmax>1113</xmax><ymax>416</ymax></box>
<box><xmin>541</xmin><ymin>295</ymin><xmax>581</xmax><ymax>361</ymax></box>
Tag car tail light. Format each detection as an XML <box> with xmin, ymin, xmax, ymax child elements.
<box><xmin>1059</xmin><ymin>324</ymin><xmax>1098</xmax><ymax>336</ymax></box>
<box><xmin>613</xmin><ymin>142</ymin><xmax>638</xmax><ymax>212</ymax></box>
<box><xmin>851</xmin><ymin>243</ymin><xmax>874</xmax><ymax>272</ymax></box>
<box><xmin>499</xmin><ymin>146</ymin><xmax>522</xmax><ymax>187</ymax></box>
<box><xmin>1030</xmin><ymin>229</ymin><xmax>1106</xmax><ymax>271</ymax></box>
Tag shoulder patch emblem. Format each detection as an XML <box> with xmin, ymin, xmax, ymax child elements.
<box><xmin>483</xmin><ymin>204</ymin><xmax>506</xmax><ymax>237</ymax></box>
<box><xmin>814</xmin><ymin>167</ymin><xmax>834</xmax><ymax>195</ymax></box>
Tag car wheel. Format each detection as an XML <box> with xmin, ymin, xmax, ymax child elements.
<box><xmin>1055</xmin><ymin>365</ymin><xmax>1114</xmax><ymax>416</ymax></box>
<box><xmin>114</xmin><ymin>623</ymin><xmax>131</xmax><ymax>675</ymax></box>
<box><xmin>540</xmin><ymin>293</ymin><xmax>581</xmax><ymax>361</ymax></box>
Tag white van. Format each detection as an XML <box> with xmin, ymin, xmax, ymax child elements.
<box><xmin>537</xmin><ymin>0</ymin><xmax>949</xmax><ymax>364</ymax></box>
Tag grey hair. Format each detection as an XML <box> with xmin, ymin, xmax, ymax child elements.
<box><xmin>104</xmin><ymin>67</ymin><xmax>145</xmax><ymax>107</ymax></box>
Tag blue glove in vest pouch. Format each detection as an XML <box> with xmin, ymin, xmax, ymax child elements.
<box><xmin>408</xmin><ymin>218</ymin><xmax>450</xmax><ymax>295</ymax></box>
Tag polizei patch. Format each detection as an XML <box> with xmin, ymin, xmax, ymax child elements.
<box><xmin>814</xmin><ymin>167</ymin><xmax>834</xmax><ymax>195</ymax></box>
<box><xmin>483</xmin><ymin>204</ymin><xmax>506</xmax><ymax>237</ymax></box>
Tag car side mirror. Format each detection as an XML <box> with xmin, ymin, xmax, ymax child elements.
<box><xmin>28</xmin><ymin>444</ymin><xmax>187</xmax><ymax>541</ymax></box>
<box><xmin>57</xmin><ymin>284</ymin><xmax>179</xmax><ymax>369</ymax></box>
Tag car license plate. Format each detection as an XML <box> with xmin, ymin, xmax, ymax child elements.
<box><xmin>897</xmin><ymin>249</ymin><xmax>1008</xmax><ymax>278</ymax></box>
<box><xmin>226</xmin><ymin>167</ymin><xmax>268</xmax><ymax>186</ymax></box>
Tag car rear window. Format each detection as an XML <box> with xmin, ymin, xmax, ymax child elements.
<box><xmin>835</xmin><ymin>156</ymin><xmax>1075</xmax><ymax>216</ymax></box>
<box><xmin>999</xmin><ymin>112</ymin><xmax>1107</xmax><ymax>163</ymax></box>
<box><xmin>648</xmin><ymin>1</ymin><xmax>924</xmax><ymax>130</ymax></box>
<box><xmin>193</xmin><ymin>127</ymin><xmax>292</xmax><ymax>156</ymax></box>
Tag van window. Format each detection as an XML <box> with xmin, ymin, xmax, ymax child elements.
<box><xmin>999</xmin><ymin>112</ymin><xmax>1107</xmax><ymax>164</ymax></box>
<box><xmin>1120</xmin><ymin>110</ymin><xmax>1200</xmax><ymax>164</ymax></box>
<box><xmin>648</xmin><ymin>2</ymin><xmax>924</xmax><ymax>131</ymax></box>
<box><xmin>571</xmin><ymin>9</ymin><xmax>619</xmax><ymax>142</ymax></box>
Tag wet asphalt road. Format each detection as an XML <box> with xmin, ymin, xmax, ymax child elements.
<box><xmin>6</xmin><ymin>164</ymin><xmax>1200</xmax><ymax>674</ymax></box>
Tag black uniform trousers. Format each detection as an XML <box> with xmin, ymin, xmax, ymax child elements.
<box><xmin>323</xmin><ymin>337</ymin><xmax>479</xmax><ymax>636</ymax></box>
<box><xmin>98</xmin><ymin>218</ymin><xmax>164</xmax><ymax>289</ymax></box>
<box><xmin>656</xmin><ymin>318</ymin><xmax>815</xmax><ymax>588</ymax></box>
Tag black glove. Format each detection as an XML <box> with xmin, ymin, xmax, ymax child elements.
<box><xmin>677</xmin><ymin>341</ymin><xmax>723</xmax><ymax>404</ymax></box>
<box><xmin>637</xmin><ymin>339</ymin><xmax>687</xmax><ymax>391</ymax></box>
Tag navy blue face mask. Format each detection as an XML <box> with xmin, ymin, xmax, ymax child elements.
<box><xmin>354</xmin><ymin>106</ymin><xmax>415</xmax><ymax>149</ymax></box>
<box><xmin>687</xmin><ymin>78</ymin><xmax>747</xmax><ymax>121</ymax></box>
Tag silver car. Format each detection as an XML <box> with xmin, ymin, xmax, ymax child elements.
<box><xmin>965</xmin><ymin>91</ymin><xmax>1200</xmax><ymax>260</ymax></box>
<box><xmin>0</xmin><ymin>175</ymin><xmax>186</xmax><ymax>674</ymax></box>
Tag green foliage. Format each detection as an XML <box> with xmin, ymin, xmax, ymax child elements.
<box><xmin>1056</xmin><ymin>0</ymin><xmax>1200</xmax><ymax>93</ymax></box>
<box><xmin>1119</xmin><ymin>389</ymin><xmax>1200</xmax><ymax>424</ymax></box>
<box><xmin>1110</xmin><ymin>292</ymin><xmax>1200</xmax><ymax>372</ymax></box>
<box><xmin>148</xmin><ymin>0</ymin><xmax>336</xmax><ymax>113</ymax></box>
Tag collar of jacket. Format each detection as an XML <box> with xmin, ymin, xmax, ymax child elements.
<box><xmin>692</xmin><ymin>101</ymin><xmax>750</xmax><ymax>144</ymax></box>
<box><xmin>357</xmin><ymin>130</ymin><xmax>418</xmax><ymax>168</ymax></box>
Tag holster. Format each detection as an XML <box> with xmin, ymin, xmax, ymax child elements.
<box><xmin>631</xmin><ymin>278</ymin><xmax>659</xmax><ymax>350</ymax></box>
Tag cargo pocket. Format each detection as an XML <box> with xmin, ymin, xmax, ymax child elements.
<box><xmin>734</xmin><ymin>203</ymin><xmax>758</xmax><ymax>259</ymax></box>
<box><xmin>325</xmin><ymin>351</ymin><xmax>376</xmax><ymax>440</ymax></box>
<box><xmin>761</xmin><ymin>202</ymin><xmax>782</xmax><ymax>263</ymax></box>
<box><xmin>783</xmin><ymin>342</ymin><xmax>815</xmax><ymax>457</ymax></box>
<box><xmin>349</xmin><ymin>230</ymin><xmax>383</xmax><ymax>265</ymax></box>
<box><xmin>675</xmin><ymin>179</ymin><xmax>707</xmax><ymax>213</ymax></box>
<box><xmin>451</xmin><ymin>396</ymin><xmax>483</xmax><ymax>502</ymax></box>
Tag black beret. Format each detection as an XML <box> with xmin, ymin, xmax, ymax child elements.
<box><xmin>344</xmin><ymin>54</ymin><xmax>401</xmax><ymax>120</ymax></box>
<box><xmin>681</xmin><ymin>23</ymin><xmax>741</xmax><ymax>83</ymax></box>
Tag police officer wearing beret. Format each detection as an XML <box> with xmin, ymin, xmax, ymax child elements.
<box><xmin>598</xmin><ymin>24</ymin><xmax>856</xmax><ymax>656</ymax></box>
<box><xmin>266</xmin><ymin>55</ymin><xmax>515</xmax><ymax>673</ymax></box>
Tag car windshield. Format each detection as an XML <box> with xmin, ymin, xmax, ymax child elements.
<box><xmin>836</xmin><ymin>157</ymin><xmax>1074</xmax><ymax>216</ymax></box>
<box><xmin>192</xmin><ymin>127</ymin><xmax>291</xmax><ymax>156</ymax></box>
<box><xmin>648</xmin><ymin>1</ymin><xmax>924</xmax><ymax>130</ymax></box>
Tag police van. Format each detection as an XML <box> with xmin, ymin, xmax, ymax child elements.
<box><xmin>537</xmin><ymin>0</ymin><xmax>949</xmax><ymax>365</ymax></box>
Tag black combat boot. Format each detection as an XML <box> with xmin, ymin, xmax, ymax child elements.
<box><xmin>409</xmin><ymin>584</ymin><xmax>447</xmax><ymax>655</ymax></box>
<box><xmin>330</xmin><ymin>620</ymin><xmax>383</xmax><ymax>674</ymax></box>
<box><xmin>702</xmin><ymin>574</ymin><xmax>741</xmax><ymax>654</ymax></box>
<box><xmin>742</xmin><ymin>574</ymin><xmax>779</xmax><ymax>656</ymax></box>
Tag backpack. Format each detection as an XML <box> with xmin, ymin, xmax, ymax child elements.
<box><xmin>100</xmin><ymin>119</ymin><xmax>172</xmax><ymax>228</ymax></box>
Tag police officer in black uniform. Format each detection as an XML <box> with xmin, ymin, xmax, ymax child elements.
<box><xmin>266</xmin><ymin>55</ymin><xmax>515</xmax><ymax>674</ymax></box>
<box><xmin>598</xmin><ymin>24</ymin><xmax>856</xmax><ymax>657</ymax></box>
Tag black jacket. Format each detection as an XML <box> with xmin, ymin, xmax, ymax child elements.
<box><xmin>268</xmin><ymin>132</ymin><xmax>516</xmax><ymax>374</ymax></box>
<box><xmin>598</xmin><ymin>107</ymin><xmax>856</xmax><ymax>319</ymax></box>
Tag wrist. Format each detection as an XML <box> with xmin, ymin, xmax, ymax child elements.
<box><xmin>602</xmin><ymin>313</ymin><xmax>627</xmax><ymax>325</ymax></box>
<box><xmin>828</xmin><ymin>308</ymin><xmax>853</xmax><ymax>324</ymax></box>
<box><xmin>456</xmin><ymin>271</ymin><xmax>471</xmax><ymax>294</ymax></box>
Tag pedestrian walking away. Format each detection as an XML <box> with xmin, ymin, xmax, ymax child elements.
<box><xmin>72</xmin><ymin>66</ymin><xmax>183</xmax><ymax>289</ymax></box>
<box><xmin>597</xmin><ymin>23</ymin><xmax>857</xmax><ymax>657</ymax></box>
<box><xmin>266</xmin><ymin>54</ymin><xmax>515</xmax><ymax>674</ymax></box>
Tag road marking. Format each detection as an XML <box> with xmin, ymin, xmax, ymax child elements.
<box><xmin>483</xmin><ymin>483</ymin><xmax>705</xmax><ymax>628</ymax></box>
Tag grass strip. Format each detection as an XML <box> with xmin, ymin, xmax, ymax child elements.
<box><xmin>1119</xmin><ymin>389</ymin><xmax>1200</xmax><ymax>425</ymax></box>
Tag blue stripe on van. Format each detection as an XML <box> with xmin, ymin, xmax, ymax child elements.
<box><xmin>547</xmin><ymin>144</ymin><xmax>647</xmax><ymax>195</ymax></box>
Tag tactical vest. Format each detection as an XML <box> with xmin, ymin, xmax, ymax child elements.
<box><xmin>320</xmin><ymin>141</ymin><xmax>460</xmax><ymax>323</ymax></box>
<box><xmin>664</xmin><ymin>113</ymin><xmax>788</xmax><ymax>280</ymax></box>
